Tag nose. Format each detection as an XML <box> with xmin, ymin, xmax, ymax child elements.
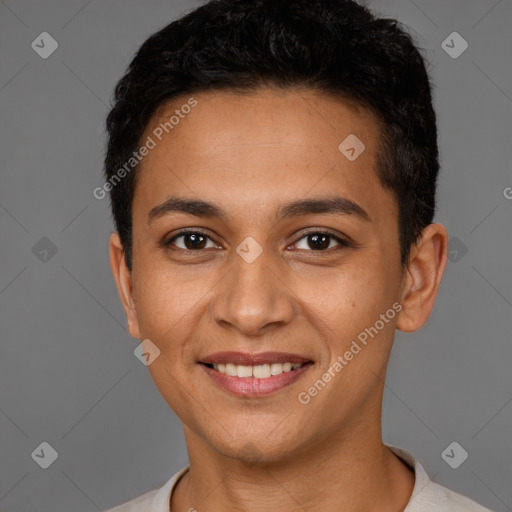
<box><xmin>209</xmin><ymin>244</ymin><xmax>296</xmax><ymax>337</ymax></box>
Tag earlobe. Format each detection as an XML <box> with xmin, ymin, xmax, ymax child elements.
<box><xmin>108</xmin><ymin>233</ymin><xmax>141</xmax><ymax>339</ymax></box>
<box><xmin>396</xmin><ymin>223</ymin><xmax>449</xmax><ymax>333</ymax></box>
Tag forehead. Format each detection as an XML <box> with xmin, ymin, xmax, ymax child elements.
<box><xmin>133</xmin><ymin>88</ymin><xmax>393</xmax><ymax>223</ymax></box>
<box><xmin>144</xmin><ymin>88</ymin><xmax>379</xmax><ymax>159</ymax></box>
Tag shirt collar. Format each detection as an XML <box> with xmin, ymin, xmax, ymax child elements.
<box><xmin>387</xmin><ymin>444</ymin><xmax>435</xmax><ymax>511</ymax></box>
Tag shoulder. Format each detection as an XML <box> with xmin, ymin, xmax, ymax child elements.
<box><xmin>105</xmin><ymin>489</ymin><xmax>157</xmax><ymax>512</ymax></box>
<box><xmin>386</xmin><ymin>445</ymin><xmax>494</xmax><ymax>512</ymax></box>
<box><xmin>410</xmin><ymin>479</ymin><xmax>494</xmax><ymax>511</ymax></box>
<box><xmin>104</xmin><ymin>466</ymin><xmax>189</xmax><ymax>512</ymax></box>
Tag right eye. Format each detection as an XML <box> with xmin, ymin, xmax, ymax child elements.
<box><xmin>164</xmin><ymin>230</ymin><xmax>220</xmax><ymax>251</ymax></box>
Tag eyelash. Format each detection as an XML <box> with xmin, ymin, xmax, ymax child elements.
<box><xmin>164</xmin><ymin>229</ymin><xmax>351</xmax><ymax>254</ymax></box>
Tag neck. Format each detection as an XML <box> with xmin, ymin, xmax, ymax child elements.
<box><xmin>171</xmin><ymin>421</ymin><xmax>414</xmax><ymax>512</ymax></box>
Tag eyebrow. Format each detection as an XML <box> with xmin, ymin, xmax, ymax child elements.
<box><xmin>148</xmin><ymin>195</ymin><xmax>370</xmax><ymax>223</ymax></box>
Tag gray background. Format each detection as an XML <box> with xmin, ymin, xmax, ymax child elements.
<box><xmin>0</xmin><ymin>0</ymin><xmax>511</xmax><ymax>510</ymax></box>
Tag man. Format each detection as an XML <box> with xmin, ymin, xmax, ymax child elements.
<box><xmin>104</xmin><ymin>0</ymin><xmax>493</xmax><ymax>510</ymax></box>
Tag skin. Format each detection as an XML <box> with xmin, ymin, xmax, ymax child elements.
<box><xmin>109</xmin><ymin>87</ymin><xmax>448</xmax><ymax>512</ymax></box>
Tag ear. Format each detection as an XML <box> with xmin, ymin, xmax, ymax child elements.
<box><xmin>109</xmin><ymin>233</ymin><xmax>141</xmax><ymax>339</ymax></box>
<box><xmin>396</xmin><ymin>223</ymin><xmax>449</xmax><ymax>333</ymax></box>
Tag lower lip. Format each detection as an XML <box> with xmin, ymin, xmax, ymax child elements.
<box><xmin>200</xmin><ymin>363</ymin><xmax>313</xmax><ymax>397</ymax></box>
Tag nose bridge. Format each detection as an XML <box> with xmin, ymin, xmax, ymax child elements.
<box><xmin>210</xmin><ymin>241</ymin><xmax>294</xmax><ymax>335</ymax></box>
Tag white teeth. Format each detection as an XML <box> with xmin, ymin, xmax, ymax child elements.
<box><xmin>237</xmin><ymin>365</ymin><xmax>253</xmax><ymax>378</ymax></box>
<box><xmin>225</xmin><ymin>363</ymin><xmax>238</xmax><ymax>376</ymax></box>
<box><xmin>211</xmin><ymin>362</ymin><xmax>303</xmax><ymax>378</ymax></box>
<box><xmin>270</xmin><ymin>363</ymin><xmax>283</xmax><ymax>375</ymax></box>
<box><xmin>253</xmin><ymin>364</ymin><xmax>271</xmax><ymax>378</ymax></box>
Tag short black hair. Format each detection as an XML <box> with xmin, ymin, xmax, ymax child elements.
<box><xmin>105</xmin><ymin>0</ymin><xmax>438</xmax><ymax>270</ymax></box>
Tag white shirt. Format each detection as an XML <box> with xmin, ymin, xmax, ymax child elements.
<box><xmin>105</xmin><ymin>445</ymin><xmax>493</xmax><ymax>511</ymax></box>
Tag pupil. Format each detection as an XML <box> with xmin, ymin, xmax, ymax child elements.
<box><xmin>309</xmin><ymin>234</ymin><xmax>329</xmax><ymax>250</ymax></box>
<box><xmin>185</xmin><ymin>233</ymin><xmax>207</xmax><ymax>250</ymax></box>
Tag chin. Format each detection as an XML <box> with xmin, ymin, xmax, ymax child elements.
<box><xmin>208</xmin><ymin>428</ymin><xmax>307</xmax><ymax>465</ymax></box>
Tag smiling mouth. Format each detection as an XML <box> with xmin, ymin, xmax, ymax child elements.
<box><xmin>202</xmin><ymin>361</ymin><xmax>306</xmax><ymax>378</ymax></box>
<box><xmin>198</xmin><ymin>352</ymin><xmax>314</xmax><ymax>397</ymax></box>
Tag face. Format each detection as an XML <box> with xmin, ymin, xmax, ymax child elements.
<box><xmin>110</xmin><ymin>87</ymin><xmax>447</xmax><ymax>462</ymax></box>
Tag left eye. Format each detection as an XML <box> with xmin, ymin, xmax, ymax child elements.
<box><xmin>292</xmin><ymin>231</ymin><xmax>348</xmax><ymax>251</ymax></box>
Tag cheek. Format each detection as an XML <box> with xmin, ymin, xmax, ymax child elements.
<box><xmin>131</xmin><ymin>260</ymin><xmax>219</xmax><ymax>366</ymax></box>
<box><xmin>131</xmin><ymin>263</ymin><xmax>188</xmax><ymax>340</ymax></box>
<box><xmin>319</xmin><ymin>257</ymin><xmax>399</xmax><ymax>348</ymax></box>
<box><xmin>335</xmin><ymin>256</ymin><xmax>392</xmax><ymax>305</ymax></box>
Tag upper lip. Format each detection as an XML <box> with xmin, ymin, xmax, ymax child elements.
<box><xmin>200</xmin><ymin>351</ymin><xmax>312</xmax><ymax>366</ymax></box>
